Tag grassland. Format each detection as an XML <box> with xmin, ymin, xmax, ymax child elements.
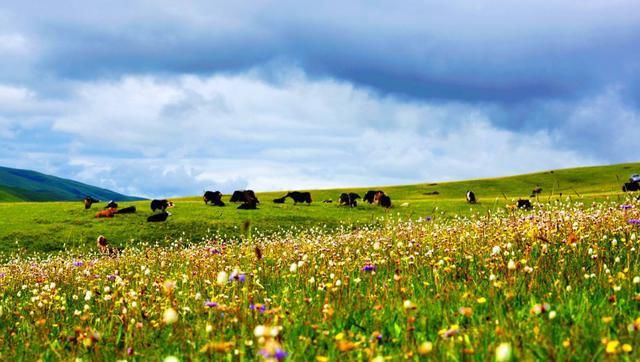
<box><xmin>1</xmin><ymin>162</ymin><xmax>640</xmax><ymax>360</ymax></box>
<box><xmin>1</xmin><ymin>196</ymin><xmax>639</xmax><ymax>360</ymax></box>
<box><xmin>0</xmin><ymin>162</ymin><xmax>638</xmax><ymax>255</ymax></box>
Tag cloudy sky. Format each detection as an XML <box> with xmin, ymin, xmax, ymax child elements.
<box><xmin>1</xmin><ymin>1</ymin><xmax>639</xmax><ymax>197</ymax></box>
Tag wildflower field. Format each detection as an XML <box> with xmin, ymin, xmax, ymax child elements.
<box><xmin>1</xmin><ymin>197</ymin><xmax>640</xmax><ymax>360</ymax></box>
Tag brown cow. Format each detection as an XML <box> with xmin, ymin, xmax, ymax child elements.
<box><xmin>95</xmin><ymin>208</ymin><xmax>118</xmax><ymax>218</ymax></box>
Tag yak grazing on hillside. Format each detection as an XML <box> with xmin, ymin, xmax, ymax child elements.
<box><xmin>150</xmin><ymin>199</ymin><xmax>174</xmax><ymax>212</ymax></box>
<box><xmin>203</xmin><ymin>191</ymin><xmax>225</xmax><ymax>206</ymax></box>
<box><xmin>286</xmin><ymin>191</ymin><xmax>312</xmax><ymax>205</ymax></box>
<box><xmin>83</xmin><ymin>196</ymin><xmax>99</xmax><ymax>209</ymax></box>
<box><xmin>339</xmin><ymin>193</ymin><xmax>360</xmax><ymax>207</ymax></box>
<box><xmin>230</xmin><ymin>190</ymin><xmax>259</xmax><ymax>204</ymax></box>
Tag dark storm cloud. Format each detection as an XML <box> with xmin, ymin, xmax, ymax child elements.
<box><xmin>3</xmin><ymin>0</ymin><xmax>639</xmax><ymax>104</ymax></box>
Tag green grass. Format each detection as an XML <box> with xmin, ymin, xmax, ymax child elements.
<box><xmin>1</xmin><ymin>196</ymin><xmax>639</xmax><ymax>360</ymax></box>
<box><xmin>0</xmin><ymin>162</ymin><xmax>638</xmax><ymax>255</ymax></box>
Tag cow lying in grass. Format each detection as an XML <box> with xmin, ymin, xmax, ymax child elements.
<box><xmin>147</xmin><ymin>211</ymin><xmax>171</xmax><ymax>222</ymax></box>
<box><xmin>115</xmin><ymin>206</ymin><xmax>136</xmax><ymax>214</ymax></box>
<box><xmin>104</xmin><ymin>201</ymin><xmax>118</xmax><ymax>209</ymax></box>
<box><xmin>96</xmin><ymin>235</ymin><xmax>121</xmax><ymax>256</ymax></box>
<box><xmin>95</xmin><ymin>208</ymin><xmax>118</xmax><ymax>218</ymax></box>
<box><xmin>517</xmin><ymin>199</ymin><xmax>533</xmax><ymax>210</ymax></box>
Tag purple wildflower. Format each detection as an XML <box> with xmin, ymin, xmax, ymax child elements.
<box><xmin>425</xmin><ymin>216</ymin><xmax>432</xmax><ymax>221</ymax></box>
<box><xmin>205</xmin><ymin>301</ymin><xmax>219</xmax><ymax>308</ymax></box>
<box><xmin>260</xmin><ymin>348</ymin><xmax>288</xmax><ymax>361</ymax></box>
<box><xmin>127</xmin><ymin>347</ymin><xmax>134</xmax><ymax>355</ymax></box>
<box><xmin>275</xmin><ymin>348</ymin><xmax>288</xmax><ymax>360</ymax></box>
<box><xmin>249</xmin><ymin>304</ymin><xmax>267</xmax><ymax>313</ymax></box>
<box><xmin>107</xmin><ymin>275</ymin><xmax>116</xmax><ymax>280</ymax></box>
<box><xmin>209</xmin><ymin>248</ymin><xmax>222</xmax><ymax>255</ymax></box>
<box><xmin>0</xmin><ymin>273</ymin><xmax>5</xmax><ymax>278</ymax></box>
<box><xmin>362</xmin><ymin>264</ymin><xmax>376</xmax><ymax>272</ymax></box>
<box><xmin>629</xmin><ymin>219</ymin><xmax>640</xmax><ymax>225</ymax></box>
<box><xmin>621</xmin><ymin>204</ymin><xmax>634</xmax><ymax>210</ymax></box>
<box><xmin>73</xmin><ymin>261</ymin><xmax>83</xmax><ymax>267</ymax></box>
<box><xmin>229</xmin><ymin>272</ymin><xmax>246</xmax><ymax>282</ymax></box>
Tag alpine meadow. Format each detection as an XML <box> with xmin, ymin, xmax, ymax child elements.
<box><xmin>2</xmin><ymin>0</ymin><xmax>640</xmax><ymax>360</ymax></box>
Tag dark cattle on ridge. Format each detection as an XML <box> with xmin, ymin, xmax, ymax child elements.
<box><xmin>147</xmin><ymin>211</ymin><xmax>170</xmax><ymax>222</ymax></box>
<box><xmin>623</xmin><ymin>182</ymin><xmax>640</xmax><ymax>192</ymax></box>
<box><xmin>466</xmin><ymin>191</ymin><xmax>476</xmax><ymax>204</ymax></box>
<box><xmin>285</xmin><ymin>191</ymin><xmax>312</xmax><ymax>205</ymax></box>
<box><xmin>203</xmin><ymin>191</ymin><xmax>225</xmax><ymax>206</ymax></box>
<box><xmin>83</xmin><ymin>196</ymin><xmax>99</xmax><ymax>209</ymax></box>
<box><xmin>339</xmin><ymin>193</ymin><xmax>360</xmax><ymax>207</ymax></box>
<box><xmin>530</xmin><ymin>186</ymin><xmax>543</xmax><ymax>197</ymax></box>
<box><xmin>230</xmin><ymin>190</ymin><xmax>259</xmax><ymax>204</ymax></box>
<box><xmin>379</xmin><ymin>195</ymin><xmax>392</xmax><ymax>208</ymax></box>
<box><xmin>150</xmin><ymin>199</ymin><xmax>174</xmax><ymax>212</ymax></box>
<box><xmin>363</xmin><ymin>190</ymin><xmax>384</xmax><ymax>204</ymax></box>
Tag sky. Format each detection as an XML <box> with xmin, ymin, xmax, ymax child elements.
<box><xmin>0</xmin><ymin>0</ymin><xmax>639</xmax><ymax>198</ymax></box>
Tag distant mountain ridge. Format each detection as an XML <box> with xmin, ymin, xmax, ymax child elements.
<box><xmin>0</xmin><ymin>166</ymin><xmax>144</xmax><ymax>202</ymax></box>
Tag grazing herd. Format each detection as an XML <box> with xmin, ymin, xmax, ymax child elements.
<box><xmin>82</xmin><ymin>188</ymin><xmax>394</xmax><ymax>225</ymax></box>
<box><xmin>86</xmin><ymin>176</ymin><xmax>639</xmax><ymax>226</ymax></box>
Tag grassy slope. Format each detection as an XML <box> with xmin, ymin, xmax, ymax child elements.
<box><xmin>0</xmin><ymin>162</ymin><xmax>638</xmax><ymax>255</ymax></box>
<box><xmin>0</xmin><ymin>166</ymin><xmax>143</xmax><ymax>202</ymax></box>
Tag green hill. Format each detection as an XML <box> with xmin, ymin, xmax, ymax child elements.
<box><xmin>0</xmin><ymin>166</ymin><xmax>143</xmax><ymax>202</ymax></box>
<box><xmin>0</xmin><ymin>162</ymin><xmax>638</xmax><ymax>255</ymax></box>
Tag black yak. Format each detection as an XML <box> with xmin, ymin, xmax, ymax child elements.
<box><xmin>623</xmin><ymin>182</ymin><xmax>640</xmax><ymax>192</ymax></box>
<box><xmin>466</xmin><ymin>191</ymin><xmax>476</xmax><ymax>204</ymax></box>
<box><xmin>379</xmin><ymin>194</ymin><xmax>392</xmax><ymax>208</ymax></box>
<box><xmin>286</xmin><ymin>191</ymin><xmax>312</xmax><ymax>205</ymax></box>
<box><xmin>339</xmin><ymin>193</ymin><xmax>360</xmax><ymax>207</ymax></box>
<box><xmin>147</xmin><ymin>211</ymin><xmax>170</xmax><ymax>222</ymax></box>
<box><xmin>104</xmin><ymin>200</ymin><xmax>118</xmax><ymax>209</ymax></box>
<box><xmin>83</xmin><ymin>196</ymin><xmax>99</xmax><ymax>209</ymax></box>
<box><xmin>363</xmin><ymin>190</ymin><xmax>384</xmax><ymax>204</ymax></box>
<box><xmin>530</xmin><ymin>186</ymin><xmax>543</xmax><ymax>197</ymax></box>
<box><xmin>150</xmin><ymin>199</ymin><xmax>174</xmax><ymax>212</ymax></box>
<box><xmin>517</xmin><ymin>199</ymin><xmax>532</xmax><ymax>210</ymax></box>
<box><xmin>115</xmin><ymin>206</ymin><xmax>136</xmax><ymax>214</ymax></box>
<box><xmin>273</xmin><ymin>197</ymin><xmax>286</xmax><ymax>204</ymax></box>
<box><xmin>237</xmin><ymin>199</ymin><xmax>258</xmax><ymax>210</ymax></box>
<box><xmin>203</xmin><ymin>191</ymin><xmax>225</xmax><ymax>206</ymax></box>
<box><xmin>230</xmin><ymin>190</ymin><xmax>259</xmax><ymax>204</ymax></box>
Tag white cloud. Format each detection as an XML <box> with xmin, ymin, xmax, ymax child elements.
<box><xmin>0</xmin><ymin>33</ymin><xmax>30</xmax><ymax>54</ymax></box>
<box><xmin>36</xmin><ymin>69</ymin><xmax>597</xmax><ymax>197</ymax></box>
